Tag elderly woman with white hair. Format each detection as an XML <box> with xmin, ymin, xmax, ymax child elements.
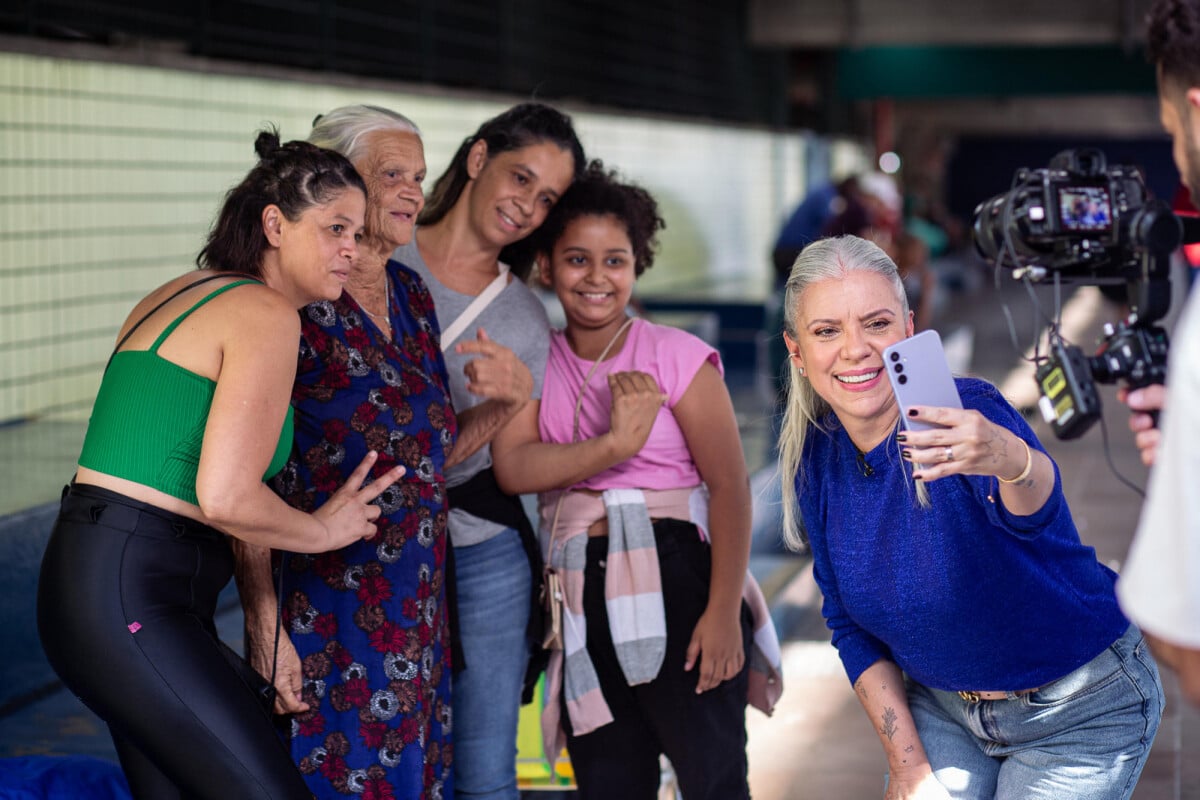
<box><xmin>777</xmin><ymin>235</ymin><xmax>1163</xmax><ymax>800</ymax></box>
<box><xmin>236</xmin><ymin>105</ymin><xmax>532</xmax><ymax>799</ymax></box>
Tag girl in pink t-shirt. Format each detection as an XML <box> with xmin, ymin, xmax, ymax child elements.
<box><xmin>492</xmin><ymin>161</ymin><xmax>758</xmax><ymax>800</ymax></box>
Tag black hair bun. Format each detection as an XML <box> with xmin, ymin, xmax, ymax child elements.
<box><xmin>253</xmin><ymin>128</ymin><xmax>283</xmax><ymax>160</ymax></box>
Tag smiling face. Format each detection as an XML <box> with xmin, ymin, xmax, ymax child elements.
<box><xmin>266</xmin><ymin>186</ymin><xmax>366</xmax><ymax>307</ymax></box>
<box><xmin>538</xmin><ymin>213</ymin><xmax>636</xmax><ymax>344</ymax></box>
<box><xmin>356</xmin><ymin>129</ymin><xmax>425</xmax><ymax>249</ymax></box>
<box><xmin>785</xmin><ymin>269</ymin><xmax>914</xmax><ymax>438</ymax></box>
<box><xmin>465</xmin><ymin>140</ymin><xmax>576</xmax><ymax>248</ymax></box>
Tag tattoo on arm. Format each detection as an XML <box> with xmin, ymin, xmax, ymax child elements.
<box><xmin>880</xmin><ymin>706</ymin><xmax>898</xmax><ymax>742</ymax></box>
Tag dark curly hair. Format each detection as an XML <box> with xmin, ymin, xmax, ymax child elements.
<box><xmin>1147</xmin><ymin>0</ymin><xmax>1200</xmax><ymax>93</ymax></box>
<box><xmin>531</xmin><ymin>160</ymin><xmax>665</xmax><ymax>277</ymax></box>
<box><xmin>419</xmin><ymin>103</ymin><xmax>586</xmax><ymax>279</ymax></box>
<box><xmin>197</xmin><ymin>128</ymin><xmax>367</xmax><ymax>276</ymax></box>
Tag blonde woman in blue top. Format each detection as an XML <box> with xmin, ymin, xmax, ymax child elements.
<box><xmin>37</xmin><ymin>131</ymin><xmax>405</xmax><ymax>800</ymax></box>
<box><xmin>777</xmin><ymin>235</ymin><xmax>1163</xmax><ymax>800</ymax></box>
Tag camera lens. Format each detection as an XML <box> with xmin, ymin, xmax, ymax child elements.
<box><xmin>894</xmin><ymin>364</ymin><xmax>903</xmax><ymax>373</ymax></box>
<box><xmin>898</xmin><ymin>374</ymin><xmax>908</xmax><ymax>385</ymax></box>
<box><xmin>889</xmin><ymin>352</ymin><xmax>900</xmax><ymax>362</ymax></box>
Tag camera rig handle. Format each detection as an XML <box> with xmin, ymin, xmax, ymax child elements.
<box><xmin>1127</xmin><ymin>250</ymin><xmax>1172</xmax><ymax>325</ymax></box>
<box><xmin>1178</xmin><ymin>213</ymin><xmax>1200</xmax><ymax>245</ymax></box>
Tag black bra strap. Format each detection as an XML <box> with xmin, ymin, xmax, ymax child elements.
<box><xmin>104</xmin><ymin>273</ymin><xmax>238</xmax><ymax>372</ymax></box>
<box><xmin>112</xmin><ymin>274</ymin><xmax>230</xmax><ymax>355</ymax></box>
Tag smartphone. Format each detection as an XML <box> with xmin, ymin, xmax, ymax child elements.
<box><xmin>883</xmin><ymin>329</ymin><xmax>963</xmax><ymax>432</ymax></box>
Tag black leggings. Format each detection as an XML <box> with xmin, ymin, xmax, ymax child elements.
<box><xmin>563</xmin><ymin>519</ymin><xmax>753</xmax><ymax>800</ymax></box>
<box><xmin>37</xmin><ymin>484</ymin><xmax>311</xmax><ymax>800</ymax></box>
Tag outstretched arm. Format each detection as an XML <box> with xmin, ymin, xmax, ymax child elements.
<box><xmin>899</xmin><ymin>406</ymin><xmax>1054</xmax><ymax>516</ymax></box>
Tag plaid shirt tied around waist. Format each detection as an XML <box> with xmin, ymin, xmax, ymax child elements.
<box><xmin>536</xmin><ymin>485</ymin><xmax>784</xmax><ymax>769</ymax></box>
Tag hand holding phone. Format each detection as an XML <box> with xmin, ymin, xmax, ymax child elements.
<box><xmin>884</xmin><ymin>330</ymin><xmax>963</xmax><ymax>432</ymax></box>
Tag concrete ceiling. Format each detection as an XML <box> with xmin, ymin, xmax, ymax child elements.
<box><xmin>750</xmin><ymin>0</ymin><xmax>1168</xmax><ymax>139</ymax></box>
<box><xmin>748</xmin><ymin>0</ymin><xmax>1159</xmax><ymax>49</ymax></box>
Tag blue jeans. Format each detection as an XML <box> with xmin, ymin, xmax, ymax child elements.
<box><xmin>452</xmin><ymin>527</ymin><xmax>532</xmax><ymax>800</ymax></box>
<box><xmin>906</xmin><ymin>624</ymin><xmax>1164</xmax><ymax>800</ymax></box>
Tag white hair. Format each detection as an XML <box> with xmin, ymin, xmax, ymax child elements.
<box><xmin>308</xmin><ymin>105</ymin><xmax>421</xmax><ymax>164</ymax></box>
<box><xmin>777</xmin><ymin>235</ymin><xmax>919</xmax><ymax>550</ymax></box>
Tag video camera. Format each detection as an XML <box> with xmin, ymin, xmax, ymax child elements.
<box><xmin>972</xmin><ymin>148</ymin><xmax>1181</xmax><ymax>439</ymax></box>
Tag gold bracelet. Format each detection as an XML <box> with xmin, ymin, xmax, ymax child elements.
<box><xmin>998</xmin><ymin>437</ymin><xmax>1033</xmax><ymax>484</ymax></box>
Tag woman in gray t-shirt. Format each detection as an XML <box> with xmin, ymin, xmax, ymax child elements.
<box><xmin>394</xmin><ymin>102</ymin><xmax>585</xmax><ymax>800</ymax></box>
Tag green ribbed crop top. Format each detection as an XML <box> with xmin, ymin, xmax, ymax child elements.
<box><xmin>77</xmin><ymin>278</ymin><xmax>295</xmax><ymax>506</ymax></box>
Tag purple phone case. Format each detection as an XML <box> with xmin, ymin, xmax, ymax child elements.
<box><xmin>883</xmin><ymin>329</ymin><xmax>963</xmax><ymax>432</ymax></box>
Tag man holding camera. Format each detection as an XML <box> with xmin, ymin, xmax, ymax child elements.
<box><xmin>1117</xmin><ymin>0</ymin><xmax>1200</xmax><ymax>706</ymax></box>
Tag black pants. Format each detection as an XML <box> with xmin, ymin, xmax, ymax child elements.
<box><xmin>37</xmin><ymin>484</ymin><xmax>310</xmax><ymax>800</ymax></box>
<box><xmin>562</xmin><ymin>519</ymin><xmax>753</xmax><ymax>800</ymax></box>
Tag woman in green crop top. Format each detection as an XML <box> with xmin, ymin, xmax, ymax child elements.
<box><xmin>37</xmin><ymin>130</ymin><xmax>407</xmax><ymax>800</ymax></box>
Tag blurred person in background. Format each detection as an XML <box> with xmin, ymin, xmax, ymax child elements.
<box><xmin>772</xmin><ymin>176</ymin><xmax>861</xmax><ymax>284</ymax></box>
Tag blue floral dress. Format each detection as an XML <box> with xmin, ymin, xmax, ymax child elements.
<box><xmin>271</xmin><ymin>260</ymin><xmax>456</xmax><ymax>800</ymax></box>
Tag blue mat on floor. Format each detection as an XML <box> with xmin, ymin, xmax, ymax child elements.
<box><xmin>0</xmin><ymin>756</ymin><xmax>130</xmax><ymax>799</ymax></box>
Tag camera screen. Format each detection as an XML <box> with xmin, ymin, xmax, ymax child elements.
<box><xmin>1057</xmin><ymin>185</ymin><xmax>1112</xmax><ymax>232</ymax></box>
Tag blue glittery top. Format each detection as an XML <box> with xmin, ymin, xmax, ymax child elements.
<box><xmin>798</xmin><ymin>377</ymin><xmax>1129</xmax><ymax>691</ymax></box>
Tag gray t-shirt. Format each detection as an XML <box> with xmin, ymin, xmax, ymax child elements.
<box><xmin>394</xmin><ymin>237</ymin><xmax>550</xmax><ymax>547</ymax></box>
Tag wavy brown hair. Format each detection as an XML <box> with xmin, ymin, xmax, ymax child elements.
<box><xmin>419</xmin><ymin>103</ymin><xmax>585</xmax><ymax>279</ymax></box>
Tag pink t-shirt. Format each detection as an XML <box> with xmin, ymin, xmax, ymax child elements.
<box><xmin>538</xmin><ymin>317</ymin><xmax>722</xmax><ymax>490</ymax></box>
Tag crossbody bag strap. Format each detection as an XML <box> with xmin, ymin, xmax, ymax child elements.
<box><xmin>540</xmin><ymin>316</ymin><xmax>635</xmax><ymax>653</ymax></box>
<box><xmin>267</xmin><ymin>551</ymin><xmax>288</xmax><ymax>708</ymax></box>
<box><xmin>545</xmin><ymin>315</ymin><xmax>636</xmax><ymax>561</ymax></box>
<box><xmin>439</xmin><ymin>262</ymin><xmax>510</xmax><ymax>352</ymax></box>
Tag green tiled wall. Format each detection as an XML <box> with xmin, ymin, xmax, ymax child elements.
<box><xmin>0</xmin><ymin>49</ymin><xmax>846</xmax><ymax>423</ymax></box>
